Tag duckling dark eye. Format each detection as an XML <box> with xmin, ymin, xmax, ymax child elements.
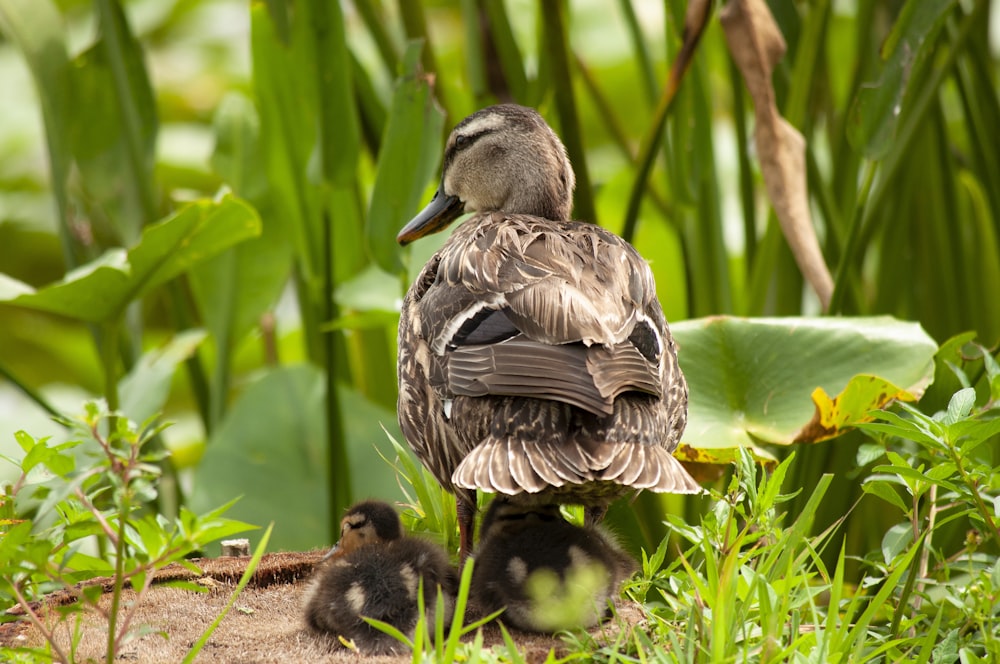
<box><xmin>455</xmin><ymin>135</ymin><xmax>469</xmax><ymax>149</ymax></box>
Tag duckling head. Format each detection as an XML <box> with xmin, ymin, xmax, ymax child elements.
<box><xmin>397</xmin><ymin>104</ymin><xmax>576</xmax><ymax>245</ymax></box>
<box><xmin>324</xmin><ymin>500</ymin><xmax>402</xmax><ymax>560</ymax></box>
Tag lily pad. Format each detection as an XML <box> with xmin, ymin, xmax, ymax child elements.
<box><xmin>672</xmin><ymin>316</ymin><xmax>937</xmax><ymax>463</ymax></box>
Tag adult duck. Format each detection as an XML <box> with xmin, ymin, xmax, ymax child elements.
<box><xmin>396</xmin><ymin>104</ymin><xmax>700</xmax><ymax>559</ymax></box>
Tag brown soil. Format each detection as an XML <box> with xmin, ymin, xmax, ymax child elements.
<box><xmin>0</xmin><ymin>551</ymin><xmax>645</xmax><ymax>663</ymax></box>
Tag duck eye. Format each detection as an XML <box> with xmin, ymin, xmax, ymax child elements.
<box><xmin>455</xmin><ymin>135</ymin><xmax>468</xmax><ymax>149</ymax></box>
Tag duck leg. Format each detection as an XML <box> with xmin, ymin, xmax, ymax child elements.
<box><xmin>456</xmin><ymin>490</ymin><xmax>477</xmax><ymax>562</ymax></box>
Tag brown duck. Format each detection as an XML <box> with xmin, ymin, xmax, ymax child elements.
<box><xmin>397</xmin><ymin>104</ymin><xmax>700</xmax><ymax>559</ymax></box>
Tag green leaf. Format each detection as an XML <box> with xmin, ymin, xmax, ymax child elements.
<box><xmin>307</xmin><ymin>0</ymin><xmax>360</xmax><ymax>186</ymax></box>
<box><xmin>856</xmin><ymin>443</ymin><xmax>885</xmax><ymax>466</ymax></box>
<box><xmin>673</xmin><ymin>316</ymin><xmax>937</xmax><ymax>459</ymax></box>
<box><xmin>847</xmin><ymin>0</ymin><xmax>955</xmax><ymax>158</ymax></box>
<box><xmin>210</xmin><ymin>92</ymin><xmax>268</xmax><ymax>201</ymax></box>
<box><xmin>919</xmin><ymin>331</ymin><xmax>978</xmax><ymax>413</ymax></box>
<box><xmin>0</xmin><ymin>0</ymin><xmax>78</xmax><ymax>265</ymax></box>
<box><xmin>0</xmin><ymin>196</ymin><xmax>261</xmax><ymax>323</ymax></box>
<box><xmin>943</xmin><ymin>386</ymin><xmax>977</xmax><ymax>425</ymax></box>
<box><xmin>367</xmin><ymin>41</ymin><xmax>446</xmax><ymax>273</ymax></box>
<box><xmin>931</xmin><ymin>629</ymin><xmax>959</xmax><ymax>664</ymax></box>
<box><xmin>982</xmin><ymin>346</ymin><xmax>1000</xmax><ymax>404</ymax></box>
<box><xmin>183</xmin><ymin>523</ymin><xmax>274</xmax><ymax>664</ymax></box>
<box><xmin>881</xmin><ymin>522</ymin><xmax>913</xmax><ymax>564</ymax></box>
<box><xmin>862</xmin><ymin>480</ymin><xmax>909</xmax><ymax>514</ymax></box>
<box><xmin>71</xmin><ymin>0</ymin><xmax>158</xmax><ymax>243</ymax></box>
<box><xmin>13</xmin><ymin>430</ymin><xmax>37</xmax><ymax>454</ymax></box>
<box><xmin>118</xmin><ymin>329</ymin><xmax>208</xmax><ymax>425</ymax></box>
<box><xmin>189</xmin><ymin>365</ymin><xmax>404</xmax><ymax>551</ymax></box>
<box><xmin>856</xmin><ymin>410</ymin><xmax>943</xmax><ymax>447</ymax></box>
<box><xmin>132</xmin><ymin>514</ymin><xmax>166</xmax><ymax>559</ymax></box>
<box><xmin>949</xmin><ymin>418</ymin><xmax>1000</xmax><ymax>455</ymax></box>
<box><xmin>250</xmin><ymin>2</ymin><xmax>322</xmax><ymax>281</ymax></box>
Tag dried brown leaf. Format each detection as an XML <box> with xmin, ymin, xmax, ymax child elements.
<box><xmin>720</xmin><ymin>0</ymin><xmax>833</xmax><ymax>309</ymax></box>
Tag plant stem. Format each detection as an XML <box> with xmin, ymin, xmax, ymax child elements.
<box><xmin>913</xmin><ymin>483</ymin><xmax>937</xmax><ymax>615</ymax></box>
<box><xmin>105</xmin><ymin>431</ymin><xmax>133</xmax><ymax>664</ymax></box>
<box><xmin>948</xmin><ymin>438</ymin><xmax>1000</xmax><ymax>549</ymax></box>
<box><xmin>572</xmin><ymin>50</ymin><xmax>678</xmax><ymax>229</ymax></box>
<box><xmin>76</xmin><ymin>487</ymin><xmax>119</xmax><ymax>545</ymax></box>
<box><xmin>540</xmin><ymin>0</ymin><xmax>596</xmax><ymax>225</ymax></box>
<box><xmin>890</xmin><ymin>531</ymin><xmax>926</xmax><ymax>639</ymax></box>
<box><xmin>620</xmin><ymin>3</ymin><xmax>707</xmax><ymax>244</ymax></box>
<box><xmin>11</xmin><ymin>581</ymin><xmax>71</xmax><ymax>664</ymax></box>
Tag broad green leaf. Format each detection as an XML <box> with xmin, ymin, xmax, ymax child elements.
<box><xmin>0</xmin><ymin>196</ymin><xmax>261</xmax><ymax>323</ymax></box>
<box><xmin>367</xmin><ymin>41</ymin><xmax>446</xmax><ymax>273</ymax></box>
<box><xmin>847</xmin><ymin>0</ymin><xmax>955</xmax><ymax>158</ymax></box>
<box><xmin>189</xmin><ymin>365</ymin><xmax>404</xmax><ymax>552</ymax></box>
<box><xmin>981</xmin><ymin>344</ymin><xmax>1000</xmax><ymax>404</ymax></box>
<box><xmin>196</xmin><ymin>92</ymin><xmax>293</xmax><ymax>425</ymax></box>
<box><xmin>335</xmin><ymin>264</ymin><xmax>400</xmax><ymax>315</ymax></box>
<box><xmin>118</xmin><ymin>329</ymin><xmax>208</xmax><ymax>425</ymax></box>
<box><xmin>674</xmin><ymin>316</ymin><xmax>937</xmax><ymax>461</ymax></box>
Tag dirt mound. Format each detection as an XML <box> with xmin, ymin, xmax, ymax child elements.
<box><xmin>1</xmin><ymin>551</ymin><xmax>643</xmax><ymax>662</ymax></box>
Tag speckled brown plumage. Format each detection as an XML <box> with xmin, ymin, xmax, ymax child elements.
<box><xmin>396</xmin><ymin>104</ymin><xmax>701</xmax><ymax>559</ymax></box>
<box><xmin>470</xmin><ymin>498</ymin><xmax>637</xmax><ymax>633</ymax></box>
<box><xmin>303</xmin><ymin>501</ymin><xmax>457</xmax><ymax>655</ymax></box>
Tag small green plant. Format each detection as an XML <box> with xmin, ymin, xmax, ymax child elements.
<box><xmin>0</xmin><ymin>402</ymin><xmax>256</xmax><ymax>663</ymax></box>
<box><xmin>855</xmin><ymin>344</ymin><xmax>1000</xmax><ymax>662</ymax></box>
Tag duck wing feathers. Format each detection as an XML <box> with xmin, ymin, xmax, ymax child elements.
<box><xmin>398</xmin><ymin>213</ymin><xmax>698</xmax><ymax>497</ymax></box>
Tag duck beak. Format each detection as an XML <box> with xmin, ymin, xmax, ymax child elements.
<box><xmin>321</xmin><ymin>543</ymin><xmax>342</xmax><ymax>562</ymax></box>
<box><xmin>396</xmin><ymin>185</ymin><xmax>465</xmax><ymax>246</ymax></box>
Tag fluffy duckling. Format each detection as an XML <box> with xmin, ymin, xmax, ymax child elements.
<box><xmin>303</xmin><ymin>500</ymin><xmax>458</xmax><ymax>655</ymax></box>
<box><xmin>470</xmin><ymin>498</ymin><xmax>637</xmax><ymax>633</ymax></box>
<box><xmin>396</xmin><ymin>103</ymin><xmax>701</xmax><ymax>561</ymax></box>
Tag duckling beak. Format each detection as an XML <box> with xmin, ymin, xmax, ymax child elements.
<box><xmin>321</xmin><ymin>543</ymin><xmax>342</xmax><ymax>562</ymax></box>
<box><xmin>397</xmin><ymin>186</ymin><xmax>465</xmax><ymax>245</ymax></box>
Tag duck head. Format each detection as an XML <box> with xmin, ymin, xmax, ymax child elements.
<box><xmin>397</xmin><ymin>104</ymin><xmax>577</xmax><ymax>245</ymax></box>
<box><xmin>323</xmin><ymin>500</ymin><xmax>402</xmax><ymax>560</ymax></box>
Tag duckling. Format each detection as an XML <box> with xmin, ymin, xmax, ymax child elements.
<box><xmin>303</xmin><ymin>500</ymin><xmax>458</xmax><ymax>655</ymax></box>
<box><xmin>470</xmin><ymin>497</ymin><xmax>637</xmax><ymax>633</ymax></box>
<box><xmin>396</xmin><ymin>103</ymin><xmax>702</xmax><ymax>559</ymax></box>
